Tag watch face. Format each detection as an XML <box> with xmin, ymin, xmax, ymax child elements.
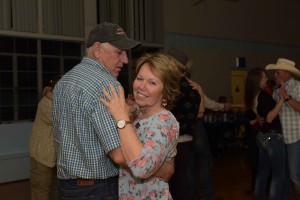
<box><xmin>117</xmin><ymin>120</ymin><xmax>126</xmax><ymax>128</ymax></box>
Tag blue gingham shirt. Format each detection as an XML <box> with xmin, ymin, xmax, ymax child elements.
<box><xmin>273</xmin><ymin>78</ymin><xmax>300</xmax><ymax>144</ymax></box>
<box><xmin>52</xmin><ymin>57</ymin><xmax>121</xmax><ymax>179</ymax></box>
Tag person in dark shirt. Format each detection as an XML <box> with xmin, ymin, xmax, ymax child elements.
<box><xmin>244</xmin><ymin>68</ymin><xmax>286</xmax><ymax>200</ymax></box>
<box><xmin>166</xmin><ymin>47</ymin><xmax>200</xmax><ymax>200</ymax></box>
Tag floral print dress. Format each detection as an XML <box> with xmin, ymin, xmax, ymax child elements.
<box><xmin>119</xmin><ymin>110</ymin><xmax>179</xmax><ymax>200</ymax></box>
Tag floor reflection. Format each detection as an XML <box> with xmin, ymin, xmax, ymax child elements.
<box><xmin>0</xmin><ymin>149</ymin><xmax>254</xmax><ymax>200</ymax></box>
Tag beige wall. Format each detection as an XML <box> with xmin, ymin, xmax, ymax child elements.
<box><xmin>164</xmin><ymin>0</ymin><xmax>300</xmax><ymax>101</ymax></box>
<box><xmin>164</xmin><ymin>0</ymin><xmax>300</xmax><ymax>45</ymax></box>
<box><xmin>84</xmin><ymin>0</ymin><xmax>97</xmax><ymax>40</ymax></box>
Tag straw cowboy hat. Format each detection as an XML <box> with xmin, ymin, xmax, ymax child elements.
<box><xmin>266</xmin><ymin>58</ymin><xmax>300</xmax><ymax>77</ymax></box>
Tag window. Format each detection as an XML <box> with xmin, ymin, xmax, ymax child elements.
<box><xmin>0</xmin><ymin>0</ymin><xmax>84</xmax><ymax>37</ymax></box>
<box><xmin>0</xmin><ymin>36</ymin><xmax>82</xmax><ymax>123</ymax></box>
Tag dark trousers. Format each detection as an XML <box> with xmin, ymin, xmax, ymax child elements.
<box><xmin>188</xmin><ymin>120</ymin><xmax>214</xmax><ymax>199</ymax></box>
<box><xmin>170</xmin><ymin>141</ymin><xmax>192</xmax><ymax>200</ymax></box>
<box><xmin>244</xmin><ymin>129</ymin><xmax>259</xmax><ymax>190</ymax></box>
<box><xmin>58</xmin><ymin>176</ymin><xmax>118</xmax><ymax>200</ymax></box>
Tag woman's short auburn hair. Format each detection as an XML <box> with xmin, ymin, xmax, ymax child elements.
<box><xmin>135</xmin><ymin>53</ymin><xmax>181</xmax><ymax>110</ymax></box>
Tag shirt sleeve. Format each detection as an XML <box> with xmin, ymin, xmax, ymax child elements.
<box><xmin>204</xmin><ymin>95</ymin><xmax>224</xmax><ymax>111</ymax></box>
<box><xmin>88</xmin><ymin>80</ymin><xmax>122</xmax><ymax>154</ymax></box>
<box><xmin>127</xmin><ymin>113</ymin><xmax>179</xmax><ymax>178</ymax></box>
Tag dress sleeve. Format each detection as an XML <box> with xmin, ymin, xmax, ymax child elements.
<box><xmin>127</xmin><ymin>113</ymin><xmax>179</xmax><ymax>178</ymax></box>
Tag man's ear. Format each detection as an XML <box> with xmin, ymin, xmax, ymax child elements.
<box><xmin>92</xmin><ymin>42</ymin><xmax>101</xmax><ymax>58</ymax></box>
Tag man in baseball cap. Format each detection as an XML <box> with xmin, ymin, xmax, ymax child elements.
<box><xmin>52</xmin><ymin>22</ymin><xmax>140</xmax><ymax>199</ymax></box>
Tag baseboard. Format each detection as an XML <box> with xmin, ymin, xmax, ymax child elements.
<box><xmin>0</xmin><ymin>152</ymin><xmax>30</xmax><ymax>184</ymax></box>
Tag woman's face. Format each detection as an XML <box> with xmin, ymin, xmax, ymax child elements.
<box><xmin>133</xmin><ymin>63</ymin><xmax>164</xmax><ymax>109</ymax></box>
<box><xmin>259</xmin><ymin>71</ymin><xmax>268</xmax><ymax>89</ymax></box>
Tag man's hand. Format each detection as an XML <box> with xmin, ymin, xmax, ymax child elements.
<box><xmin>279</xmin><ymin>85</ymin><xmax>289</xmax><ymax>100</ymax></box>
<box><xmin>154</xmin><ymin>158</ymin><xmax>175</xmax><ymax>182</ymax></box>
<box><xmin>223</xmin><ymin>103</ymin><xmax>232</xmax><ymax>111</ymax></box>
<box><xmin>187</xmin><ymin>79</ymin><xmax>201</xmax><ymax>93</ymax></box>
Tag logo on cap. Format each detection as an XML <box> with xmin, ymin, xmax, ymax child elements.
<box><xmin>116</xmin><ymin>28</ymin><xmax>126</xmax><ymax>36</ymax></box>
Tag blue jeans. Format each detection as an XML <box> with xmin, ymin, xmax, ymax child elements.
<box><xmin>58</xmin><ymin>176</ymin><xmax>118</xmax><ymax>200</ymax></box>
<box><xmin>255</xmin><ymin>132</ymin><xmax>286</xmax><ymax>200</ymax></box>
<box><xmin>188</xmin><ymin>120</ymin><xmax>213</xmax><ymax>198</ymax></box>
<box><xmin>286</xmin><ymin>140</ymin><xmax>300</xmax><ymax>200</ymax></box>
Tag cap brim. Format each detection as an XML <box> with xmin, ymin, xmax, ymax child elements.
<box><xmin>110</xmin><ymin>38</ymin><xmax>141</xmax><ymax>50</ymax></box>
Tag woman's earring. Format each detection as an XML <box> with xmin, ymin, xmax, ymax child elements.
<box><xmin>162</xmin><ymin>99</ymin><xmax>167</xmax><ymax>107</ymax></box>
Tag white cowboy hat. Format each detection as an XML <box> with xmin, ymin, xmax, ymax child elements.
<box><xmin>266</xmin><ymin>58</ymin><xmax>300</xmax><ymax>77</ymax></box>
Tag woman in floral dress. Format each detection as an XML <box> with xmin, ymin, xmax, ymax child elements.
<box><xmin>100</xmin><ymin>53</ymin><xmax>182</xmax><ymax>199</ymax></box>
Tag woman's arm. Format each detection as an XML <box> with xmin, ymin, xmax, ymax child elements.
<box><xmin>124</xmin><ymin>115</ymin><xmax>177</xmax><ymax>178</ymax></box>
<box><xmin>100</xmin><ymin>84</ymin><xmax>143</xmax><ymax>162</ymax></box>
<box><xmin>266</xmin><ymin>92</ymin><xmax>284</xmax><ymax>123</ymax></box>
<box><xmin>100</xmin><ymin>84</ymin><xmax>177</xmax><ymax>179</ymax></box>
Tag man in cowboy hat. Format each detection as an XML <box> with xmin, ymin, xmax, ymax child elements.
<box><xmin>266</xmin><ymin>58</ymin><xmax>300</xmax><ymax>198</ymax></box>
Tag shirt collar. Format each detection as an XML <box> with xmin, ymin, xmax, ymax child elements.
<box><xmin>82</xmin><ymin>57</ymin><xmax>116</xmax><ymax>79</ymax></box>
<box><xmin>285</xmin><ymin>77</ymin><xmax>295</xmax><ymax>87</ymax></box>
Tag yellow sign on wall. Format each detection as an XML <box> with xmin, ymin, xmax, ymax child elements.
<box><xmin>231</xmin><ymin>69</ymin><xmax>248</xmax><ymax>104</ymax></box>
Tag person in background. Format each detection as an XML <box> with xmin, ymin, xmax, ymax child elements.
<box><xmin>52</xmin><ymin>22</ymin><xmax>141</xmax><ymax>200</ymax></box>
<box><xmin>99</xmin><ymin>53</ymin><xmax>181</xmax><ymax>199</ymax></box>
<box><xmin>242</xmin><ymin>109</ymin><xmax>260</xmax><ymax>196</ymax></box>
<box><xmin>266</xmin><ymin>58</ymin><xmax>300</xmax><ymax>200</ymax></box>
<box><xmin>188</xmin><ymin>80</ymin><xmax>232</xmax><ymax>112</ymax></box>
<box><xmin>244</xmin><ymin>67</ymin><xmax>286</xmax><ymax>200</ymax></box>
<box><xmin>166</xmin><ymin>47</ymin><xmax>201</xmax><ymax>200</ymax></box>
<box><xmin>29</xmin><ymin>74</ymin><xmax>62</xmax><ymax>200</ymax></box>
<box><xmin>188</xmin><ymin>79</ymin><xmax>231</xmax><ymax>200</ymax></box>
<box><xmin>243</xmin><ymin>80</ymin><xmax>274</xmax><ymax>196</ymax></box>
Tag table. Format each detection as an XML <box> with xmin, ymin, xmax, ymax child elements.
<box><xmin>202</xmin><ymin>114</ymin><xmax>246</xmax><ymax>157</ymax></box>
